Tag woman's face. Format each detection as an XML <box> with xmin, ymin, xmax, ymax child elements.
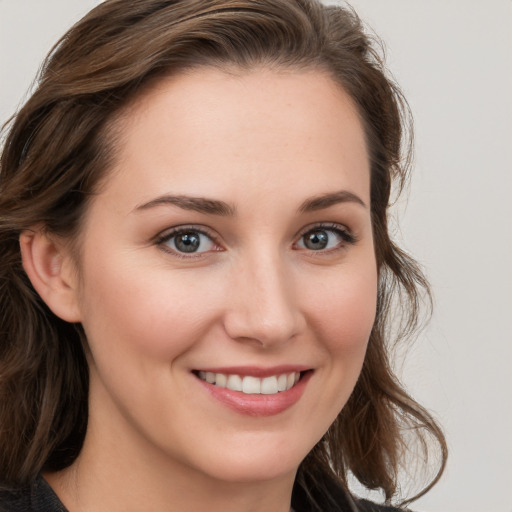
<box><xmin>71</xmin><ymin>68</ymin><xmax>377</xmax><ymax>484</ymax></box>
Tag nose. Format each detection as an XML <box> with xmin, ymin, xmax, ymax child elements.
<box><xmin>223</xmin><ymin>252</ymin><xmax>306</xmax><ymax>348</ymax></box>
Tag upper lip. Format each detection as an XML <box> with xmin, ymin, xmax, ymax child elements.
<box><xmin>192</xmin><ymin>365</ymin><xmax>311</xmax><ymax>378</ymax></box>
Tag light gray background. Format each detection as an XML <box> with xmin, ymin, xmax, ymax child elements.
<box><xmin>1</xmin><ymin>1</ymin><xmax>511</xmax><ymax>511</ymax></box>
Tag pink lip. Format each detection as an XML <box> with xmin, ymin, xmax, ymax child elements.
<box><xmin>194</xmin><ymin>368</ymin><xmax>313</xmax><ymax>417</ymax></box>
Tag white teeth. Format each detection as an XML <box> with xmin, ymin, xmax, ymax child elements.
<box><xmin>226</xmin><ymin>374</ymin><xmax>243</xmax><ymax>391</ymax></box>
<box><xmin>197</xmin><ymin>371</ymin><xmax>302</xmax><ymax>395</ymax></box>
<box><xmin>215</xmin><ymin>373</ymin><xmax>227</xmax><ymax>388</ymax></box>
<box><xmin>261</xmin><ymin>376</ymin><xmax>278</xmax><ymax>395</ymax></box>
<box><xmin>242</xmin><ymin>376</ymin><xmax>261</xmax><ymax>394</ymax></box>
<box><xmin>277</xmin><ymin>374</ymin><xmax>288</xmax><ymax>392</ymax></box>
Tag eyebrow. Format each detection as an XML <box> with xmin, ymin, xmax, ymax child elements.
<box><xmin>135</xmin><ymin>189</ymin><xmax>366</xmax><ymax>216</ymax></box>
<box><xmin>135</xmin><ymin>195</ymin><xmax>236</xmax><ymax>216</ymax></box>
<box><xmin>298</xmin><ymin>190</ymin><xmax>367</xmax><ymax>213</ymax></box>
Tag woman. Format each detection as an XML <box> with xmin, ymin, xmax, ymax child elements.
<box><xmin>0</xmin><ymin>1</ymin><xmax>447</xmax><ymax>511</ymax></box>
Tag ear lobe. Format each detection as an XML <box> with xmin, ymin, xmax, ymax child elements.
<box><xmin>20</xmin><ymin>229</ymin><xmax>82</xmax><ymax>323</ymax></box>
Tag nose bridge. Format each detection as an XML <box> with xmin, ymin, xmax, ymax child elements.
<box><xmin>224</xmin><ymin>245</ymin><xmax>304</xmax><ymax>346</ymax></box>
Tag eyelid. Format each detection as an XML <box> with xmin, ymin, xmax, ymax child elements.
<box><xmin>154</xmin><ymin>224</ymin><xmax>223</xmax><ymax>257</ymax></box>
<box><xmin>152</xmin><ymin>222</ymin><xmax>356</xmax><ymax>258</ymax></box>
<box><xmin>294</xmin><ymin>222</ymin><xmax>357</xmax><ymax>249</ymax></box>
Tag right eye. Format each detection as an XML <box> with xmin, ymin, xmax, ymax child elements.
<box><xmin>157</xmin><ymin>228</ymin><xmax>216</xmax><ymax>255</ymax></box>
<box><xmin>295</xmin><ymin>224</ymin><xmax>356</xmax><ymax>253</ymax></box>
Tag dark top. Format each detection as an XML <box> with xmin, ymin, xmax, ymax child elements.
<box><xmin>0</xmin><ymin>477</ymin><xmax>66</xmax><ymax>512</ymax></box>
<box><xmin>0</xmin><ymin>475</ymin><xmax>406</xmax><ymax>512</ymax></box>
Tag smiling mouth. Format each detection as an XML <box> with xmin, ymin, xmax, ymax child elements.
<box><xmin>194</xmin><ymin>370</ymin><xmax>305</xmax><ymax>395</ymax></box>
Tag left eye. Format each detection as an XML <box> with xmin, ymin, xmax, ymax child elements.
<box><xmin>161</xmin><ymin>230</ymin><xmax>215</xmax><ymax>254</ymax></box>
<box><xmin>296</xmin><ymin>227</ymin><xmax>349</xmax><ymax>251</ymax></box>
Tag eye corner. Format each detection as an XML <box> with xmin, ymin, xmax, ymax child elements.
<box><xmin>294</xmin><ymin>223</ymin><xmax>357</xmax><ymax>253</ymax></box>
<box><xmin>154</xmin><ymin>225</ymin><xmax>223</xmax><ymax>258</ymax></box>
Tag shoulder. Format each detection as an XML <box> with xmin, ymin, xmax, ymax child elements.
<box><xmin>0</xmin><ymin>486</ymin><xmax>30</xmax><ymax>512</ymax></box>
<box><xmin>0</xmin><ymin>476</ymin><xmax>67</xmax><ymax>512</ymax></box>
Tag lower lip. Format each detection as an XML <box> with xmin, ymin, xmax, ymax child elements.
<box><xmin>196</xmin><ymin>371</ymin><xmax>312</xmax><ymax>417</ymax></box>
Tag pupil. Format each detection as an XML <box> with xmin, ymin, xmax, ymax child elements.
<box><xmin>305</xmin><ymin>230</ymin><xmax>328</xmax><ymax>250</ymax></box>
<box><xmin>176</xmin><ymin>232</ymin><xmax>200</xmax><ymax>253</ymax></box>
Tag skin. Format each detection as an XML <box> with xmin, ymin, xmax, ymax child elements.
<box><xmin>40</xmin><ymin>68</ymin><xmax>378</xmax><ymax>512</ymax></box>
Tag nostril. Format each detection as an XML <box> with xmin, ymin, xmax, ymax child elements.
<box><xmin>222</xmin><ymin>272</ymin><xmax>305</xmax><ymax>346</ymax></box>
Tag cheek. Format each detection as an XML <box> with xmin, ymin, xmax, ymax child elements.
<box><xmin>78</xmin><ymin>261</ymin><xmax>219</xmax><ymax>362</ymax></box>
<box><xmin>293</xmin><ymin>260</ymin><xmax>378</xmax><ymax>440</ymax></box>
<box><xmin>307</xmin><ymin>263</ymin><xmax>378</xmax><ymax>357</ymax></box>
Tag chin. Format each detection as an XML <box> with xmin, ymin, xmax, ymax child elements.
<box><xmin>186</xmin><ymin>433</ymin><xmax>314</xmax><ymax>485</ymax></box>
<box><xmin>200</xmin><ymin>457</ymin><xmax>300</xmax><ymax>485</ymax></box>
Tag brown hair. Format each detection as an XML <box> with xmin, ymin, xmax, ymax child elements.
<box><xmin>0</xmin><ymin>0</ymin><xmax>446</xmax><ymax>507</ymax></box>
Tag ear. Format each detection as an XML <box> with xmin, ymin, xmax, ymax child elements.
<box><xmin>20</xmin><ymin>228</ymin><xmax>82</xmax><ymax>323</ymax></box>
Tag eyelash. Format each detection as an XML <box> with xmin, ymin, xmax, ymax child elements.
<box><xmin>154</xmin><ymin>225</ymin><xmax>221</xmax><ymax>259</ymax></box>
<box><xmin>295</xmin><ymin>223</ymin><xmax>357</xmax><ymax>252</ymax></box>
<box><xmin>154</xmin><ymin>223</ymin><xmax>357</xmax><ymax>258</ymax></box>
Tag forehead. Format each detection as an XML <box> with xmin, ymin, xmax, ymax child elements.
<box><xmin>102</xmin><ymin>67</ymin><xmax>370</xmax><ymax>209</ymax></box>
